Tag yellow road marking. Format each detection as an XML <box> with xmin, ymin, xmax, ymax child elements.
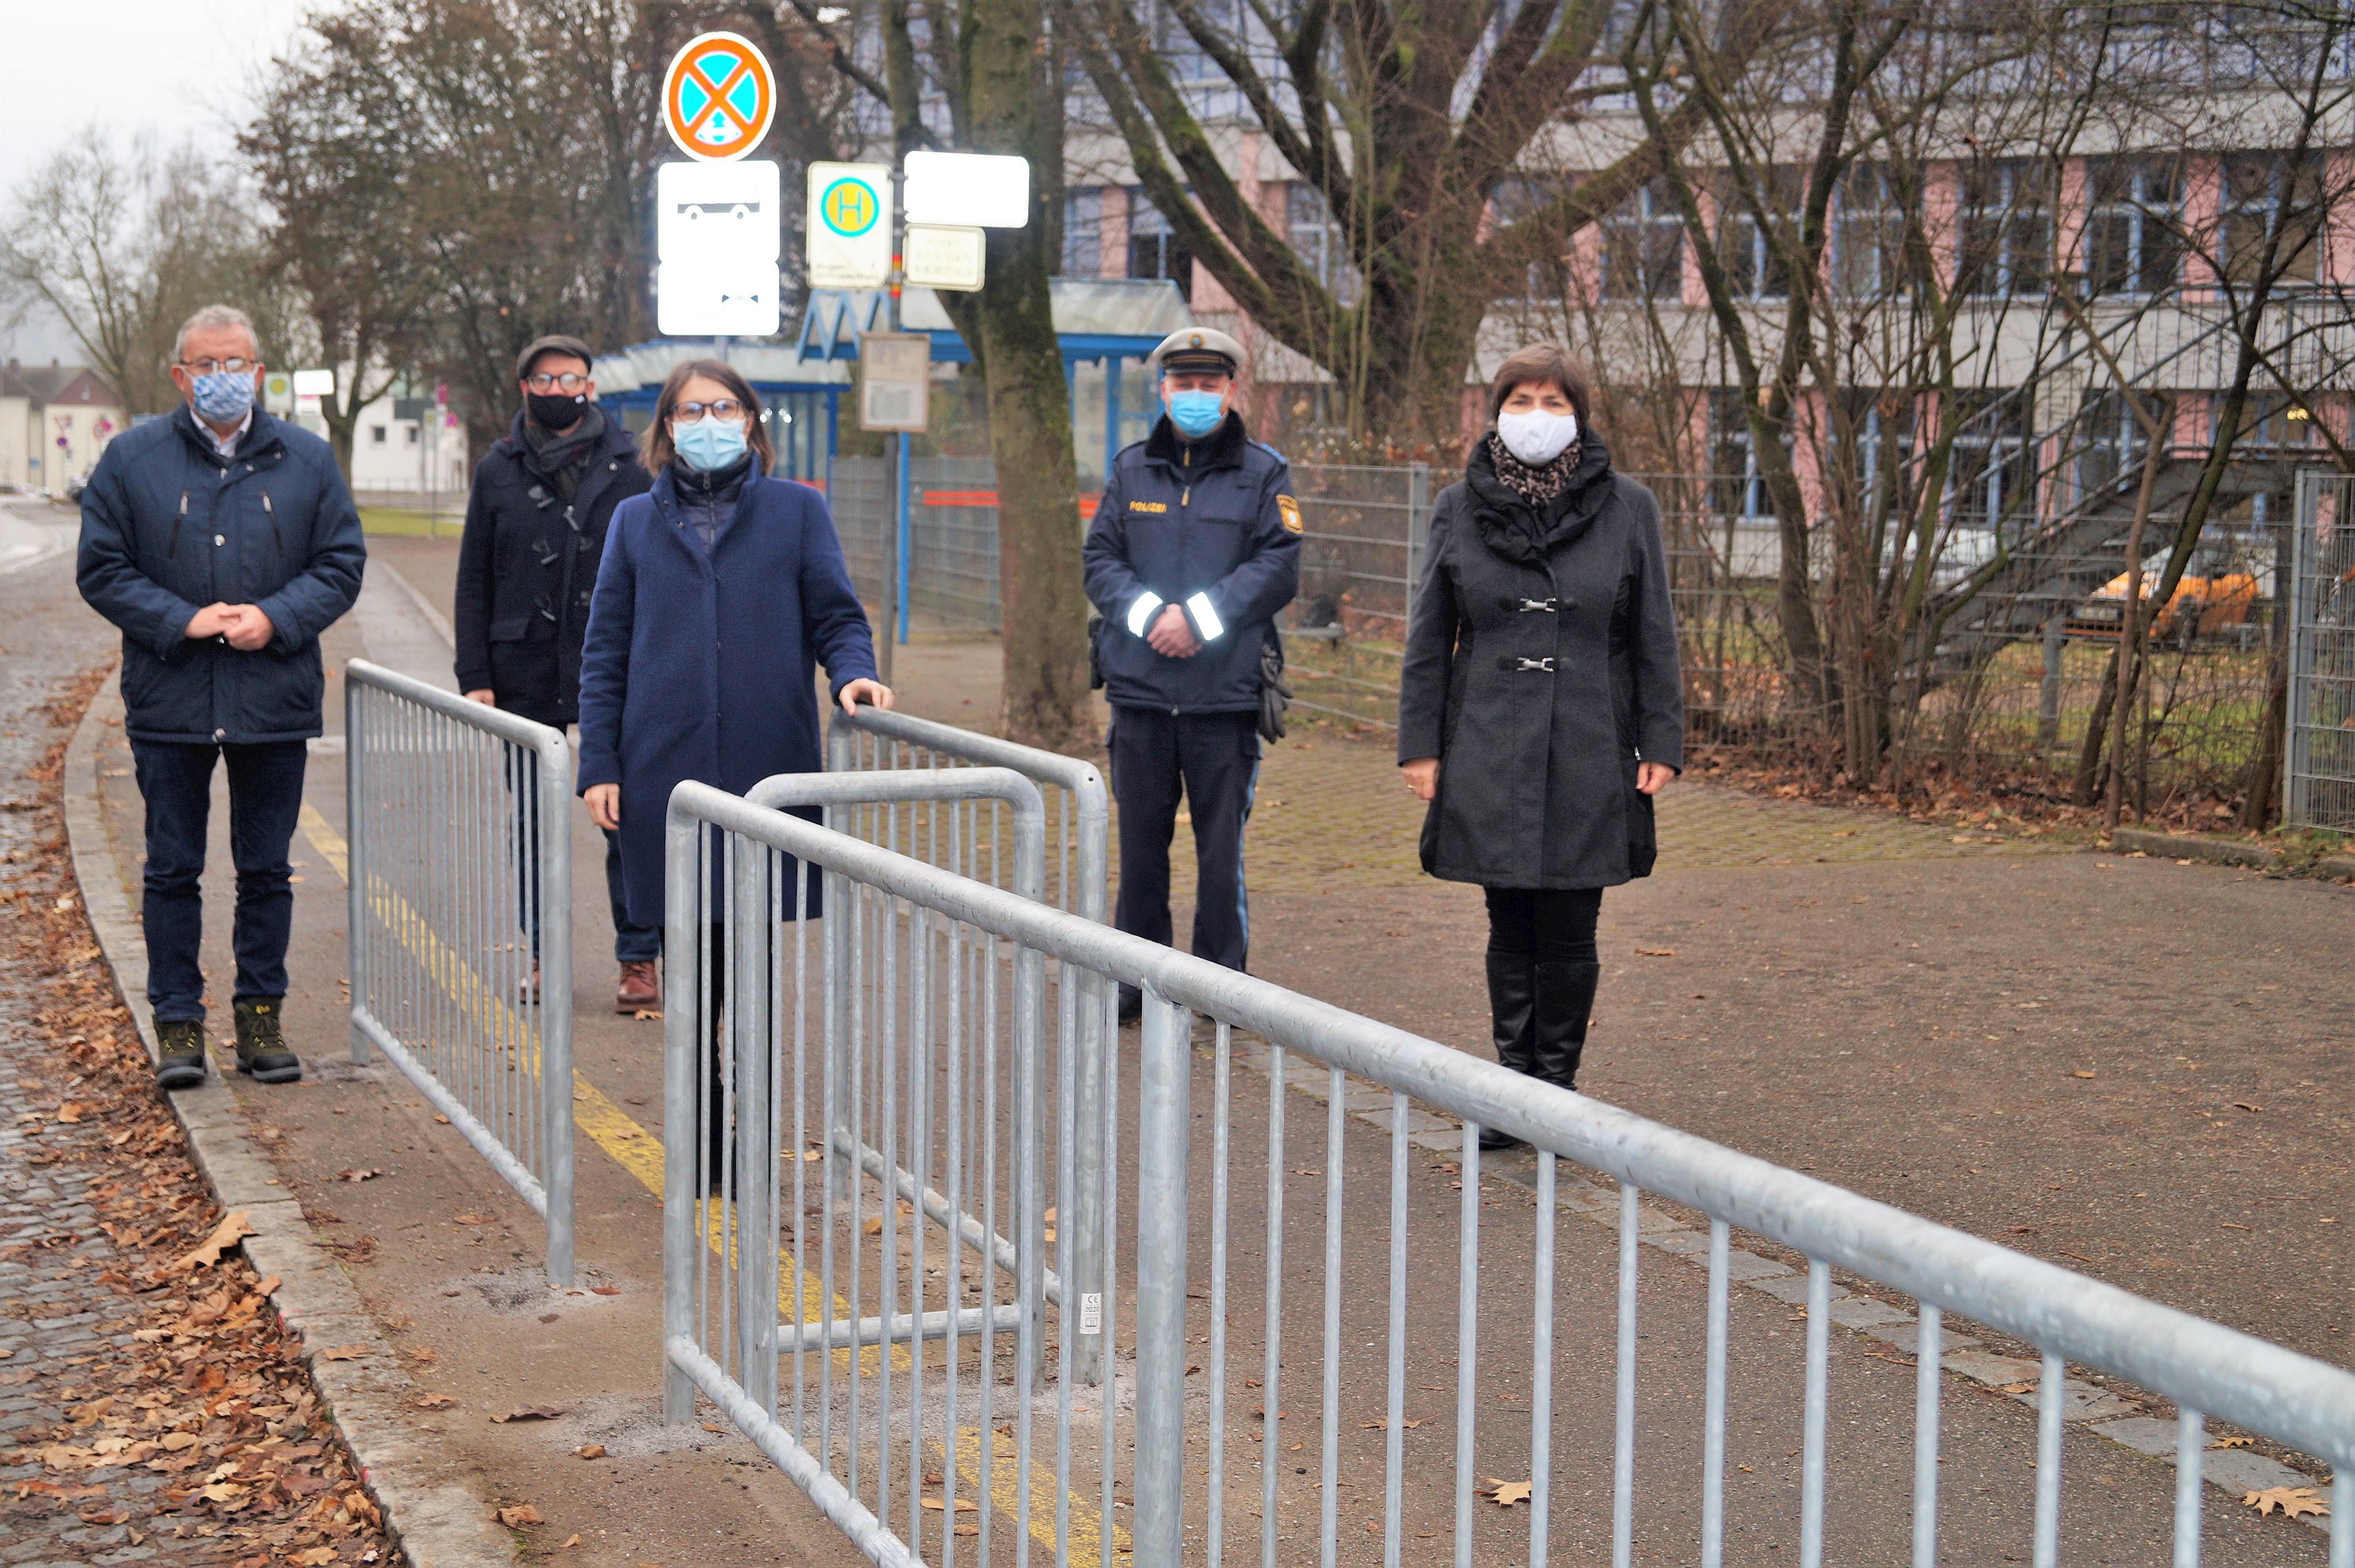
<box><xmin>303</xmin><ymin>797</ymin><xmax>1112</xmax><ymax>1553</ymax></box>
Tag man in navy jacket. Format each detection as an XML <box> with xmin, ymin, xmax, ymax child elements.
<box><xmin>76</xmin><ymin>305</ymin><xmax>366</xmax><ymax>1089</ymax></box>
<box><xmin>1082</xmin><ymin>327</ymin><xmax>1300</xmax><ymax>1017</ymax></box>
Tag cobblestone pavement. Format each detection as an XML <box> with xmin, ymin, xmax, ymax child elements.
<box><xmin>0</xmin><ymin>504</ymin><xmax>394</xmax><ymax>1568</ymax></box>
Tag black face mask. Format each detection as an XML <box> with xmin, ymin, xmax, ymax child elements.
<box><xmin>527</xmin><ymin>391</ymin><xmax>586</xmax><ymax>431</ymax></box>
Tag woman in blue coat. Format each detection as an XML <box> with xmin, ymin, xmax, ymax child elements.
<box><xmin>576</xmin><ymin>357</ymin><xmax>889</xmax><ymax>936</ymax></box>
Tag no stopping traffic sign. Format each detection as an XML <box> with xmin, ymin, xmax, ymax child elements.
<box><xmin>662</xmin><ymin>32</ymin><xmax>776</xmax><ymax>162</ymax></box>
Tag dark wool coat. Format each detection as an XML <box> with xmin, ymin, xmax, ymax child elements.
<box><xmin>1396</xmin><ymin>434</ymin><xmax>1684</xmax><ymax>890</ymax></box>
<box><xmin>76</xmin><ymin>405</ymin><xmax>366</xmax><ymax>745</ymax></box>
<box><xmin>575</xmin><ymin>460</ymin><xmax>877</xmax><ymax>927</ymax></box>
<box><xmin>452</xmin><ymin>410</ymin><xmax>650</xmax><ymax>725</ymax></box>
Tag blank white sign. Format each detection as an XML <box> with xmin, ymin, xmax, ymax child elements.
<box><xmin>656</xmin><ymin>260</ymin><xmax>779</xmax><ymax>336</ymax></box>
<box><xmin>903</xmin><ymin>151</ymin><xmax>1030</xmax><ymax>229</ymax></box>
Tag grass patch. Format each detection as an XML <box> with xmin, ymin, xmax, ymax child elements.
<box><xmin>359</xmin><ymin>505</ymin><xmax>461</xmax><ymax>537</ymax></box>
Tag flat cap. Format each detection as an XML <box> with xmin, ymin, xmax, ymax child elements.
<box><xmin>1150</xmin><ymin>326</ymin><xmax>1244</xmax><ymax>375</ymax></box>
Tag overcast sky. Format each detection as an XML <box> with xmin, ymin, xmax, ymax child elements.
<box><xmin>2</xmin><ymin>0</ymin><xmax>311</xmax><ymax>364</ymax></box>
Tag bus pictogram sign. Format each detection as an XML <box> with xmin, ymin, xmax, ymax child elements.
<box><xmin>662</xmin><ymin>32</ymin><xmax>775</xmax><ymax>162</ymax></box>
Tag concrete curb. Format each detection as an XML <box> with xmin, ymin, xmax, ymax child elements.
<box><xmin>2107</xmin><ymin>826</ymin><xmax>2282</xmax><ymax>869</ymax></box>
<box><xmin>2315</xmin><ymin>852</ymin><xmax>2355</xmax><ymax>882</ymax></box>
<box><xmin>63</xmin><ymin>670</ymin><xmax>516</xmax><ymax>1568</ymax></box>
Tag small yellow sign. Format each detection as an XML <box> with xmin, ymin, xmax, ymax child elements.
<box><xmin>1129</xmin><ymin>500</ymin><xmax>1168</xmax><ymax>514</ymax></box>
<box><xmin>1276</xmin><ymin>494</ymin><xmax>1303</xmax><ymax>534</ymax></box>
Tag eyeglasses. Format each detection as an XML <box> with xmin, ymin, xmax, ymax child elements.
<box><xmin>672</xmin><ymin>398</ymin><xmax>745</xmax><ymax>423</ymax></box>
<box><xmin>526</xmin><ymin>371</ymin><xmax>589</xmax><ymax>393</ymax></box>
<box><xmin>181</xmin><ymin>357</ymin><xmax>254</xmax><ymax>376</ymax></box>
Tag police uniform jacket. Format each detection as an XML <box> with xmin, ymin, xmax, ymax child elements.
<box><xmin>76</xmin><ymin>404</ymin><xmax>366</xmax><ymax>746</ymax></box>
<box><xmin>1396</xmin><ymin>431</ymin><xmax>1683</xmax><ymax>890</ymax></box>
<box><xmin>452</xmin><ymin>409</ymin><xmax>650</xmax><ymax>726</ymax></box>
<box><xmin>1082</xmin><ymin>411</ymin><xmax>1301</xmax><ymax>714</ymax></box>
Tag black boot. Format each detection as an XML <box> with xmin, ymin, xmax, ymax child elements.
<box><xmin>155</xmin><ymin>1019</ymin><xmax>208</xmax><ymax>1090</ymax></box>
<box><xmin>1533</xmin><ymin>960</ymin><xmax>1601</xmax><ymax>1094</ymax></box>
<box><xmin>232</xmin><ymin>999</ymin><xmax>302</xmax><ymax>1084</ymax></box>
<box><xmin>1479</xmin><ymin>952</ymin><xmax>1537</xmax><ymax>1152</ymax></box>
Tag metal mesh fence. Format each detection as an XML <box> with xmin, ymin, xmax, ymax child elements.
<box><xmin>2287</xmin><ymin>471</ymin><xmax>2355</xmax><ymax>830</ymax></box>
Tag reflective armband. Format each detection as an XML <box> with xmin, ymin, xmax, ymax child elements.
<box><xmin>1126</xmin><ymin>591</ymin><xmax>1165</xmax><ymax>637</ymax></box>
<box><xmin>1185</xmin><ymin>592</ymin><xmax>1225</xmax><ymax>642</ymax></box>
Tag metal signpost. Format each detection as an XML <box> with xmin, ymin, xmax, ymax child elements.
<box><xmin>656</xmin><ymin>34</ymin><xmax>781</xmax><ymax>342</ymax></box>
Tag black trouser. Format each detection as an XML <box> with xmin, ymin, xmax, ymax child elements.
<box><xmin>1482</xmin><ymin>887</ymin><xmax>1603</xmax><ymax>965</ymax></box>
<box><xmin>131</xmin><ymin>739</ymin><xmax>308</xmax><ymax>1022</ymax></box>
<box><xmin>1109</xmin><ymin>707</ymin><xmax>1260</xmax><ymax>987</ymax></box>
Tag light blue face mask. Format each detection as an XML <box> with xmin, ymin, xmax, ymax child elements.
<box><xmin>674</xmin><ymin>416</ymin><xmax>748</xmax><ymax>473</ymax></box>
<box><xmin>190</xmin><ymin>369</ymin><xmax>256</xmax><ymax>425</ymax></box>
<box><xmin>1165</xmin><ymin>389</ymin><xmax>1225</xmax><ymax>439</ymax></box>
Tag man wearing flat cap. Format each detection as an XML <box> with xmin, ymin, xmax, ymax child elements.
<box><xmin>1083</xmin><ymin>327</ymin><xmax>1301</xmax><ymax>1018</ymax></box>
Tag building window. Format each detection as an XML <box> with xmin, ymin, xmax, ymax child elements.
<box><xmin>1718</xmin><ymin>167</ymin><xmax>1797</xmax><ymax>301</ymax></box>
<box><xmin>370</xmin><ymin>425</ymin><xmax>388</xmax><ymax>444</ymax></box>
<box><xmin>1959</xmin><ymin>160</ymin><xmax>2053</xmax><ymax>298</ymax></box>
<box><xmin>1948</xmin><ymin>391</ymin><xmax>2032</xmax><ymax>529</ymax></box>
<box><xmin>1599</xmin><ymin>177</ymin><xmax>1684</xmax><ymax>302</ymax></box>
<box><xmin>1061</xmin><ymin>188</ymin><xmax>1102</xmax><ymax>277</ymax></box>
<box><xmin>2073</xmin><ymin>389</ymin><xmax>2168</xmax><ymax>503</ymax></box>
<box><xmin>406</xmin><ymin>427</ymin><xmax>420</xmax><ymax>446</ymax></box>
<box><xmin>1710</xmin><ymin>390</ymin><xmax>1776</xmax><ymax>517</ymax></box>
<box><xmin>1836</xmin><ymin>392</ymin><xmax>1915</xmax><ymax>520</ymax></box>
<box><xmin>2222</xmin><ymin>152</ymin><xmax>2323</xmax><ymax>286</ymax></box>
<box><xmin>2084</xmin><ymin>156</ymin><xmax>2183</xmax><ymax>296</ymax></box>
<box><xmin>1126</xmin><ymin>191</ymin><xmax>1194</xmax><ymax>302</ymax></box>
<box><xmin>1835</xmin><ymin>164</ymin><xmax>1911</xmax><ymax>297</ymax></box>
<box><xmin>1287</xmin><ymin>183</ymin><xmax>1361</xmax><ymax>305</ymax></box>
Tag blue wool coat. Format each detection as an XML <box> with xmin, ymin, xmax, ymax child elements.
<box><xmin>575</xmin><ymin>461</ymin><xmax>877</xmax><ymax>928</ymax></box>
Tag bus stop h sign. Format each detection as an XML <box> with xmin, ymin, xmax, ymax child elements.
<box><xmin>662</xmin><ymin>32</ymin><xmax>775</xmax><ymax>161</ymax></box>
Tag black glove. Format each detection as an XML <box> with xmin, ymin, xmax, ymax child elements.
<box><xmin>1086</xmin><ymin>612</ymin><xmax>1106</xmax><ymax>691</ymax></box>
<box><xmin>1257</xmin><ymin>628</ymin><xmax>1292</xmax><ymax>744</ymax></box>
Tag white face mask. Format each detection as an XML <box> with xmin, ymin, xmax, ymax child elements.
<box><xmin>1496</xmin><ymin>407</ymin><xmax>1579</xmax><ymax>466</ymax></box>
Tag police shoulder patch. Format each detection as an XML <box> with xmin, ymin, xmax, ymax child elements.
<box><xmin>1276</xmin><ymin>494</ymin><xmax>1303</xmax><ymax>534</ymax></box>
<box><xmin>1129</xmin><ymin>499</ymin><xmax>1168</xmax><ymax>513</ymax></box>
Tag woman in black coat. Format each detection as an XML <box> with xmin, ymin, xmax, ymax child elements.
<box><xmin>1396</xmin><ymin>344</ymin><xmax>1683</xmax><ymax>1149</ymax></box>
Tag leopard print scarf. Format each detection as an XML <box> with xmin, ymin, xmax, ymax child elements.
<box><xmin>1485</xmin><ymin>430</ymin><xmax>1581</xmax><ymax>511</ymax></box>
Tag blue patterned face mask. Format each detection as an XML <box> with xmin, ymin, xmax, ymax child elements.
<box><xmin>1166</xmin><ymin>389</ymin><xmax>1225</xmax><ymax>439</ymax></box>
<box><xmin>190</xmin><ymin>369</ymin><xmax>256</xmax><ymax>425</ymax></box>
<box><xmin>674</xmin><ymin>416</ymin><xmax>748</xmax><ymax>473</ymax></box>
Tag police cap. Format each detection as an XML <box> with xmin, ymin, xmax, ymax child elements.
<box><xmin>1150</xmin><ymin>327</ymin><xmax>1245</xmax><ymax>377</ymax></box>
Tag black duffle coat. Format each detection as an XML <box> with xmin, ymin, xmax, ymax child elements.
<box><xmin>1396</xmin><ymin>434</ymin><xmax>1684</xmax><ymax>890</ymax></box>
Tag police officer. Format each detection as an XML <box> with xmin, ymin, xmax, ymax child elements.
<box><xmin>1083</xmin><ymin>327</ymin><xmax>1301</xmax><ymax>1018</ymax></box>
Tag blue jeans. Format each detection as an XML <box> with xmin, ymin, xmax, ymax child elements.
<box><xmin>131</xmin><ymin>739</ymin><xmax>309</xmax><ymax>1022</ymax></box>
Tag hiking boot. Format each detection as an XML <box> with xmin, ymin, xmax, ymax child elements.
<box><xmin>616</xmin><ymin>960</ymin><xmax>661</xmax><ymax>1014</ymax></box>
<box><xmin>232</xmin><ymin>998</ymin><xmax>302</xmax><ymax>1084</ymax></box>
<box><xmin>155</xmin><ymin>1019</ymin><xmax>208</xmax><ymax>1091</ymax></box>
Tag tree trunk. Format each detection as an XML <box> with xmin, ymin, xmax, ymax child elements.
<box><xmin>961</xmin><ymin>0</ymin><xmax>1092</xmax><ymax>752</ymax></box>
<box><xmin>2072</xmin><ymin>642</ymin><xmax>2119</xmax><ymax>805</ymax></box>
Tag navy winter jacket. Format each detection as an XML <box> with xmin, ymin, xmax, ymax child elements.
<box><xmin>1081</xmin><ymin>412</ymin><xmax>1301</xmax><ymax>714</ymax></box>
<box><xmin>76</xmin><ymin>405</ymin><xmax>366</xmax><ymax>745</ymax></box>
<box><xmin>576</xmin><ymin>459</ymin><xmax>877</xmax><ymax>927</ymax></box>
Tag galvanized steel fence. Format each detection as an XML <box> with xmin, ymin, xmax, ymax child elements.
<box><xmin>2287</xmin><ymin>469</ymin><xmax>2355</xmax><ymax>831</ymax></box>
<box><xmin>343</xmin><ymin>658</ymin><xmax>575</xmax><ymax>1285</ymax></box>
<box><xmin>659</xmin><ymin>779</ymin><xmax>2355</xmax><ymax>1568</ymax></box>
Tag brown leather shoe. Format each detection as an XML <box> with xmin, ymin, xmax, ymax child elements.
<box><xmin>616</xmin><ymin>960</ymin><xmax>661</xmax><ymax>1014</ymax></box>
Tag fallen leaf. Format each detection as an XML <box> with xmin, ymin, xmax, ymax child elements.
<box><xmin>921</xmin><ymin>1498</ymin><xmax>980</xmax><ymax>1512</ymax></box>
<box><xmin>291</xmin><ymin>1549</ymin><xmax>339</xmax><ymax>1565</ymax></box>
<box><xmin>338</xmin><ymin>1168</ymin><xmax>383</xmax><ymax>1182</ymax></box>
<box><xmin>633</xmin><ymin>1009</ymin><xmax>662</xmax><ymax>1021</ymax></box>
<box><xmin>702</xmin><ymin>1423</ymin><xmax>725</xmax><ymax>1434</ymax></box>
<box><xmin>2242</xmin><ymin>1487</ymin><xmax>2329</xmax><ymax>1519</ymax></box>
<box><xmin>1486</xmin><ymin>1479</ymin><xmax>1534</xmax><ymax>1507</ymax></box>
<box><xmin>563</xmin><ymin>1536</ymin><xmax>582</xmax><ymax>1550</ymax></box>
<box><xmin>2071</xmin><ymin>1070</ymin><xmax>2096</xmax><ymax>1079</ymax></box>
<box><xmin>433</xmin><ymin>1114</ymin><xmax>451</xmax><ymax>1124</ymax></box>
<box><xmin>320</xmin><ymin>1345</ymin><xmax>371</xmax><ymax>1362</ymax></box>
<box><xmin>496</xmin><ymin>1503</ymin><xmax>546</xmax><ymax>1527</ymax></box>
<box><xmin>254</xmin><ymin>1275</ymin><xmax>282</xmax><ymax>1296</ymax></box>
<box><xmin>164</xmin><ymin>1211</ymin><xmax>258</xmax><ymax>1272</ymax></box>
<box><xmin>576</xmin><ymin>1444</ymin><xmax>607</xmax><ymax>1459</ymax></box>
<box><xmin>1360</xmin><ymin>1419</ymin><xmax>1422</xmax><ymax>1429</ymax></box>
<box><xmin>862</xmin><ymin>1217</ymin><xmax>884</xmax><ymax>1235</ymax></box>
<box><xmin>159</xmin><ymin>1432</ymin><xmax>203</xmax><ymax>1451</ymax></box>
<box><xmin>201</xmin><ymin>1481</ymin><xmax>249</xmax><ymax>1502</ymax></box>
<box><xmin>452</xmin><ymin>1214</ymin><xmax>494</xmax><ymax>1226</ymax></box>
<box><xmin>800</xmin><ymin>1148</ymin><xmax>823</xmax><ymax>1161</ymax></box>
<box><xmin>1635</xmin><ymin>948</ymin><xmax>1675</xmax><ymax>958</ymax></box>
<box><xmin>414</xmin><ymin>1394</ymin><xmax>457</xmax><ymax>1410</ymax></box>
<box><xmin>954</xmin><ymin>1525</ymin><xmax>979</xmax><ymax>1536</ymax></box>
<box><xmin>55</xmin><ymin>1102</ymin><xmax>83</xmax><ymax>1124</ymax></box>
<box><xmin>591</xmin><ymin>1286</ymin><xmax>622</xmax><ymax>1297</ymax></box>
<box><xmin>2210</xmin><ymin>1435</ymin><xmax>2254</xmax><ymax>1450</ymax></box>
<box><xmin>493</xmin><ymin>1406</ymin><xmax>566</xmax><ymax>1424</ymax></box>
<box><xmin>2232</xmin><ymin>1102</ymin><xmax>2262</xmax><ymax>1114</ymax></box>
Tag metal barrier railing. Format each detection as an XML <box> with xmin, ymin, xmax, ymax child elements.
<box><xmin>2288</xmin><ymin>469</ymin><xmax>2355</xmax><ymax>830</ymax></box>
<box><xmin>826</xmin><ymin>706</ymin><xmax>1115</xmax><ymax>1386</ymax></box>
<box><xmin>344</xmin><ymin>658</ymin><xmax>575</xmax><ymax>1286</ymax></box>
<box><xmin>662</xmin><ymin>779</ymin><xmax>2355</xmax><ymax>1568</ymax></box>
